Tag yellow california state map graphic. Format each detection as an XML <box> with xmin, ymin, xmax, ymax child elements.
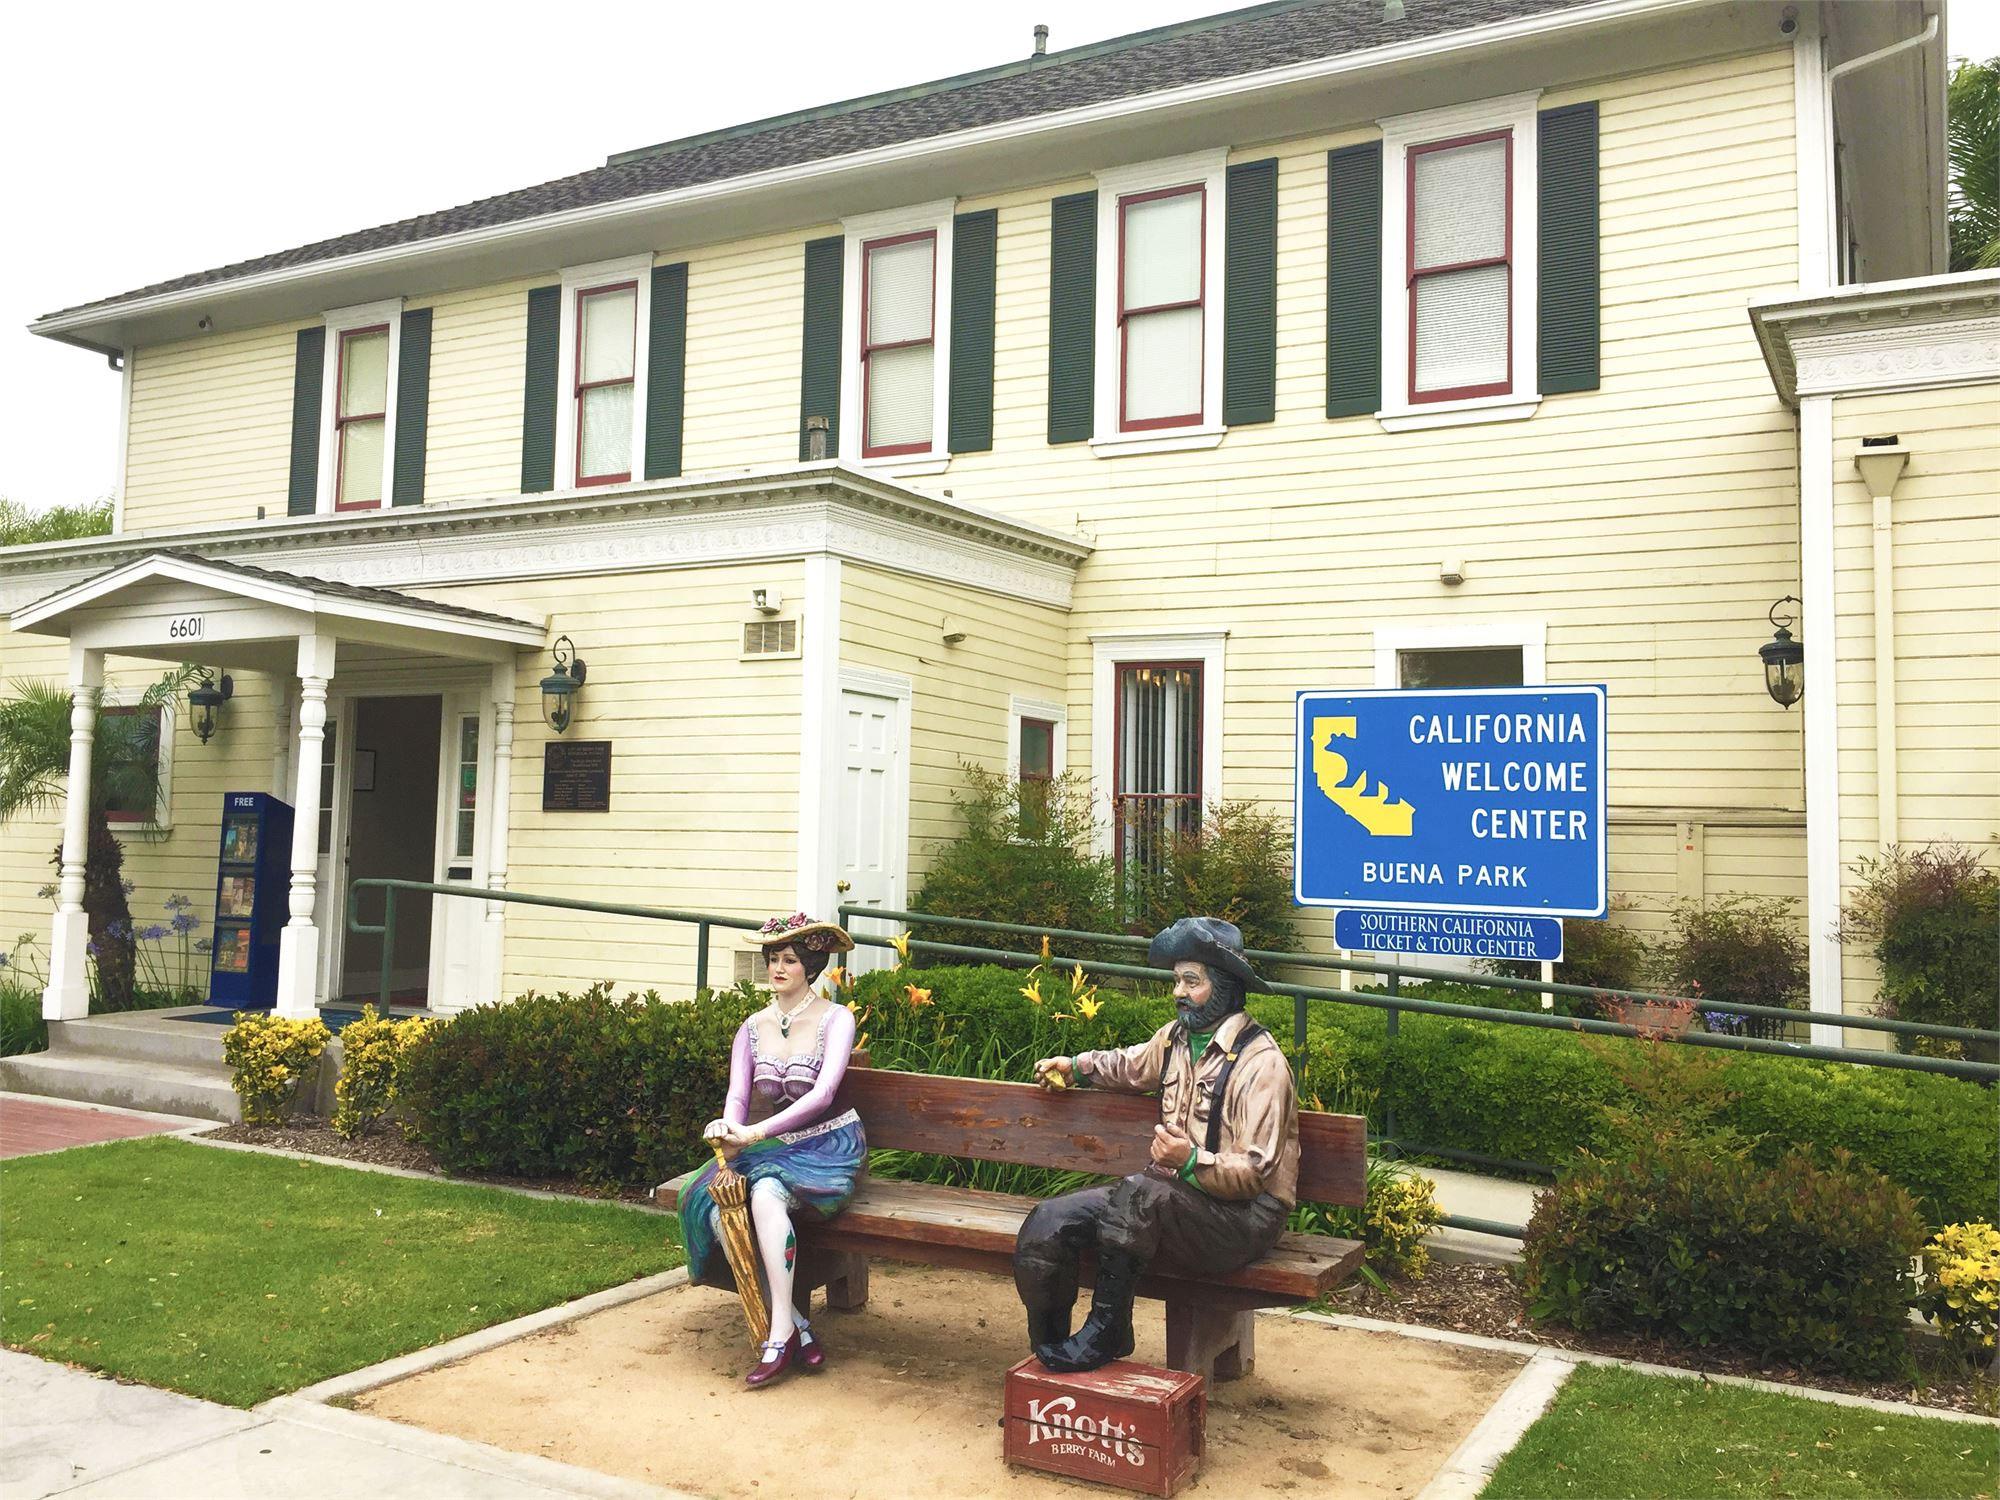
<box><xmin>1311</xmin><ymin>717</ymin><xmax>1414</xmax><ymax>837</ymax></box>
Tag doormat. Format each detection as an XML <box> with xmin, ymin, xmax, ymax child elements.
<box><xmin>172</xmin><ymin>1006</ymin><xmax>411</xmax><ymax>1034</ymax></box>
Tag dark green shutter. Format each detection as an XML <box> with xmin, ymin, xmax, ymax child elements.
<box><xmin>286</xmin><ymin>327</ymin><xmax>324</xmax><ymax>515</ymax></box>
<box><xmin>645</xmin><ymin>263</ymin><xmax>688</xmax><ymax>480</ymax></box>
<box><xmin>520</xmin><ymin>285</ymin><xmax>561</xmax><ymax>493</ymax></box>
<box><xmin>948</xmin><ymin>209</ymin><xmax>998</xmax><ymax>454</ymax></box>
<box><xmin>1224</xmin><ymin>158</ymin><xmax>1279</xmax><ymax>426</ymax></box>
<box><xmin>799</xmin><ymin>235</ymin><xmax>844</xmax><ymax>460</ymax></box>
<box><xmin>391</xmin><ymin>308</ymin><xmax>431</xmax><ymax>506</ymax></box>
<box><xmin>1046</xmin><ymin>190</ymin><xmax>1096</xmax><ymax>444</ymax></box>
<box><xmin>1538</xmin><ymin>101</ymin><xmax>1600</xmax><ymax>395</ymax></box>
<box><xmin>1325</xmin><ymin>142</ymin><xmax>1382</xmax><ymax>419</ymax></box>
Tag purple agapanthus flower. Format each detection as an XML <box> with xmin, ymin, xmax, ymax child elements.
<box><xmin>138</xmin><ymin>924</ymin><xmax>168</xmax><ymax>942</ymax></box>
<box><xmin>35</xmin><ymin>884</ymin><xmax>56</xmax><ymax>902</ymax></box>
<box><xmin>193</xmin><ymin>938</ymin><xmax>213</xmax><ymax>954</ymax></box>
<box><xmin>165</xmin><ymin>894</ymin><xmax>194</xmax><ymax>912</ymax></box>
<box><xmin>171</xmin><ymin>912</ymin><xmax>199</xmax><ymax>935</ymax></box>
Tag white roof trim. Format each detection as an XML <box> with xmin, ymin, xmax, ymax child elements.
<box><xmin>1748</xmin><ymin>269</ymin><xmax>2000</xmax><ymax>406</ymax></box>
<box><xmin>10</xmin><ymin>552</ymin><xmax>547</xmax><ymax>647</ymax></box>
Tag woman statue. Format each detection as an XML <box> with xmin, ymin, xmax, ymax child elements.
<box><xmin>678</xmin><ymin>913</ymin><xmax>865</xmax><ymax>1388</ymax></box>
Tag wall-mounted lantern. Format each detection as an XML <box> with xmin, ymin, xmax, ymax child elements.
<box><xmin>188</xmin><ymin>670</ymin><xmax>233</xmax><ymax>743</ymax></box>
<box><xmin>1759</xmin><ymin>597</ymin><xmax>1804</xmax><ymax>708</ymax></box>
<box><xmin>539</xmin><ymin>635</ymin><xmax>588</xmax><ymax>734</ymax></box>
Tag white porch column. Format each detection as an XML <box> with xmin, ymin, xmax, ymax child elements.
<box><xmin>42</xmin><ymin>647</ymin><xmax>104</xmax><ymax>1021</ymax></box>
<box><xmin>481</xmin><ymin>660</ymin><xmax>516</xmax><ymax>1003</ymax></box>
<box><xmin>274</xmin><ymin>634</ymin><xmax>337</xmax><ymax>1018</ymax></box>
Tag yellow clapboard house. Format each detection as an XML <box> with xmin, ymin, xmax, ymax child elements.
<box><xmin>0</xmin><ymin>0</ymin><xmax>1988</xmax><ymax>1051</ymax></box>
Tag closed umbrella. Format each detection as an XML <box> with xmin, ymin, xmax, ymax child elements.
<box><xmin>706</xmin><ymin>1144</ymin><xmax>770</xmax><ymax>1348</ymax></box>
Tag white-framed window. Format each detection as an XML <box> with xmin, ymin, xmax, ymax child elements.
<box><xmin>555</xmin><ymin>255</ymin><xmax>652</xmax><ymax>490</ymax></box>
<box><xmin>1090</xmin><ymin>631</ymin><xmax>1225</xmax><ymax>893</ymax></box>
<box><xmin>100</xmin><ymin>688</ymin><xmax>176</xmax><ymax>832</ymax></box>
<box><xmin>1378</xmin><ymin>92</ymin><xmax>1541</xmax><ymax>432</ymax></box>
<box><xmin>316</xmin><ymin>299</ymin><xmax>403</xmax><ymax>513</ymax></box>
<box><xmin>1372</xmin><ymin>619</ymin><xmax>1546</xmax><ymax>689</ymax></box>
<box><xmin>841</xmin><ymin>201</ymin><xmax>954</xmax><ymax>473</ymax></box>
<box><xmin>1093</xmin><ymin>152</ymin><xmax>1227</xmax><ymax>455</ymax></box>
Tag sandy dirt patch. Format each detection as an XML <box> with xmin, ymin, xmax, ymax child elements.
<box><xmin>354</xmin><ymin>1264</ymin><xmax>1522</xmax><ymax>1498</ymax></box>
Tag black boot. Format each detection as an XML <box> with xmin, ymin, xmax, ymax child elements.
<box><xmin>1027</xmin><ymin>1301</ymin><xmax>1074</xmax><ymax>1364</ymax></box>
<box><xmin>1036</xmin><ymin>1252</ymin><xmax>1141</xmax><ymax>1373</ymax></box>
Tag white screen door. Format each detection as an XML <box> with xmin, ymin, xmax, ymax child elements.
<box><xmin>834</xmin><ymin>677</ymin><xmax>909</xmax><ymax>976</ymax></box>
<box><xmin>429</xmin><ymin>691</ymin><xmax>488</xmax><ymax>1009</ymax></box>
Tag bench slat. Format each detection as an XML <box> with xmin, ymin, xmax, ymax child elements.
<box><xmin>834</xmin><ymin>1068</ymin><xmax>1367</xmax><ymax>1208</ymax></box>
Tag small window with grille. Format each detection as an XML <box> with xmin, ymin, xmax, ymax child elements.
<box><xmin>742</xmin><ymin>619</ymin><xmax>800</xmax><ymax>659</ymax></box>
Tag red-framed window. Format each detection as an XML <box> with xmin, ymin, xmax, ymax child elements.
<box><xmin>101</xmin><ymin>704</ymin><xmax>163</xmax><ymax>826</ymax></box>
<box><xmin>1407</xmin><ymin>129</ymin><xmax>1513</xmax><ymax>404</ymax></box>
<box><xmin>1112</xmin><ymin>661</ymin><xmax>1202</xmax><ymax>904</ymax></box>
<box><xmin>861</xmin><ymin>231</ymin><xmax>936</xmax><ymax>457</ymax></box>
<box><xmin>1117</xmin><ymin>184</ymin><xmax>1206</xmax><ymax>432</ymax></box>
<box><xmin>334</xmin><ymin>324</ymin><xmax>390</xmax><ymax>511</ymax></box>
<box><xmin>575</xmin><ymin>281</ymin><xmax>638</xmax><ymax>485</ymax></box>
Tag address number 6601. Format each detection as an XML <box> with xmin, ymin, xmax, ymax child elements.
<box><xmin>165</xmin><ymin>615</ymin><xmax>205</xmax><ymax>640</ymax></box>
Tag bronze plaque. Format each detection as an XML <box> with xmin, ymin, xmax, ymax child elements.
<box><xmin>542</xmin><ymin>740</ymin><xmax>612</xmax><ymax>812</ymax></box>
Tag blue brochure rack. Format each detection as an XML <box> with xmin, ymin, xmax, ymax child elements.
<box><xmin>208</xmin><ymin>792</ymin><xmax>295</xmax><ymax>1009</ymax></box>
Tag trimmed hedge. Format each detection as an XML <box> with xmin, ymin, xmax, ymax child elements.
<box><xmin>1522</xmin><ymin>1141</ymin><xmax>1924</xmax><ymax>1378</ymax></box>
<box><xmin>863</xmin><ymin>965</ymin><xmax>1998</xmax><ymax>1226</ymax></box>
<box><xmin>399</xmin><ymin>982</ymin><xmax>756</xmax><ymax>1187</ymax></box>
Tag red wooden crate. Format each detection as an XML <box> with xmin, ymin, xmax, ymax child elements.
<box><xmin>1004</xmin><ymin>1357</ymin><xmax>1206</xmax><ymax>1497</ymax></box>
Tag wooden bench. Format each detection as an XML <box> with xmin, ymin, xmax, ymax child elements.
<box><xmin>660</xmin><ymin>1064</ymin><xmax>1367</xmax><ymax>1381</ymax></box>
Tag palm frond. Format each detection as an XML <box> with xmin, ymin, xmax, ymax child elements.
<box><xmin>0</xmin><ymin>680</ymin><xmax>76</xmax><ymax>822</ymax></box>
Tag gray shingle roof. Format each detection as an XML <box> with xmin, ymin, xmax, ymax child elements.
<box><xmin>41</xmin><ymin>0</ymin><xmax>1591</xmax><ymax>324</ymax></box>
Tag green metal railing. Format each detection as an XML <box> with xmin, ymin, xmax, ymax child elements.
<box><xmin>345</xmin><ymin>878</ymin><xmax>1999</xmax><ymax>1241</ymax></box>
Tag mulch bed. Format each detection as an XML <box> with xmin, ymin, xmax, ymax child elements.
<box><xmin>1327</xmin><ymin>1260</ymin><xmax>1998</xmax><ymax>1418</ymax></box>
<box><xmin>207</xmin><ymin>1118</ymin><xmax>1994</xmax><ymax>1418</ymax></box>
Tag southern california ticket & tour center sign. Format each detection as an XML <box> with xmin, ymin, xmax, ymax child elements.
<box><xmin>1293</xmin><ymin>684</ymin><xmax>1608</xmax><ymax>920</ymax></box>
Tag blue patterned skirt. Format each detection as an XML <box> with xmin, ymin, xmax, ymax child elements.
<box><xmin>678</xmin><ymin>1109</ymin><xmax>867</xmax><ymax>1288</ymax></box>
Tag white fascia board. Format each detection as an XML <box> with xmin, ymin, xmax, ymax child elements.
<box><xmin>31</xmin><ymin>0</ymin><xmax>1710</xmax><ymax>348</ymax></box>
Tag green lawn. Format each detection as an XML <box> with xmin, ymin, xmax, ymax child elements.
<box><xmin>1482</xmin><ymin>1365</ymin><xmax>1999</xmax><ymax>1500</ymax></box>
<box><xmin>0</xmin><ymin>1137</ymin><xmax>681</xmax><ymax>1407</ymax></box>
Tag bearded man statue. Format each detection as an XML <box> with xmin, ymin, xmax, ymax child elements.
<box><xmin>1011</xmin><ymin>916</ymin><xmax>1301</xmax><ymax>1372</ymax></box>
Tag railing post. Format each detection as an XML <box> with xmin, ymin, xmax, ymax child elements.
<box><xmin>379</xmin><ymin>884</ymin><xmax>396</xmax><ymax>1010</ymax></box>
<box><xmin>1383</xmin><ymin>968</ymin><xmax>1401</xmax><ymax>1145</ymax></box>
<box><xmin>695</xmin><ymin>920</ymin><xmax>711</xmax><ymax>994</ymax></box>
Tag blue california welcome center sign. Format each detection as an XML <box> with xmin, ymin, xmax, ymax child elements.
<box><xmin>1294</xmin><ymin>685</ymin><xmax>1608</xmax><ymax>918</ymax></box>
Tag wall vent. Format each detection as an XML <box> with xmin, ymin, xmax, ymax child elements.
<box><xmin>742</xmin><ymin>619</ymin><xmax>799</xmax><ymax>657</ymax></box>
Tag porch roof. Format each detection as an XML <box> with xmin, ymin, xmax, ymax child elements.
<box><xmin>10</xmin><ymin>550</ymin><xmax>547</xmax><ymax>669</ymax></box>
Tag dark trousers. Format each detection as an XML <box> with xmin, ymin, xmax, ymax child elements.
<box><xmin>1013</xmin><ymin>1170</ymin><xmax>1288</xmax><ymax>1311</ymax></box>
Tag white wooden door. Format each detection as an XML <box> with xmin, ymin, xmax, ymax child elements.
<box><xmin>429</xmin><ymin>692</ymin><xmax>487</xmax><ymax>1010</ymax></box>
<box><xmin>834</xmin><ymin>681</ymin><xmax>908</xmax><ymax>976</ymax></box>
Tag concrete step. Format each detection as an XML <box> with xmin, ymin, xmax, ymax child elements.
<box><xmin>49</xmin><ymin>1011</ymin><xmax>230</xmax><ymax>1070</ymax></box>
<box><xmin>0</xmin><ymin>1050</ymin><xmax>239</xmax><ymax>1123</ymax></box>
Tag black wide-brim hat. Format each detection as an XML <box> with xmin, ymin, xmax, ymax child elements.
<box><xmin>1147</xmin><ymin>916</ymin><xmax>1266</xmax><ymax>992</ymax></box>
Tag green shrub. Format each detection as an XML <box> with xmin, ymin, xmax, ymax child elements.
<box><xmin>397</xmin><ymin>983</ymin><xmax>757</xmax><ymax>1187</ymax></box>
<box><xmin>1</xmin><ymin>982</ymin><xmax>47</xmax><ymax>1057</ymax></box>
<box><xmin>911</xmin><ymin>764</ymin><xmax>1120</xmax><ymax>959</ymax></box>
<box><xmin>1555</xmin><ymin>911</ymin><xmax>1651</xmax><ymax>1001</ymax></box>
<box><xmin>1522</xmin><ymin>1140</ymin><xmax>1923</xmax><ymax>1378</ymax></box>
<box><xmin>330</xmin><ymin>1007</ymin><xmax>440</xmax><ymax>1139</ymax></box>
<box><xmin>1651</xmin><ymin>894</ymin><xmax>1807</xmax><ymax>1021</ymax></box>
<box><xmin>1131</xmin><ymin>799</ymin><xmax>1297</xmax><ymax>954</ymax></box>
<box><xmin>1838</xmin><ymin>843</ymin><xmax>1999</xmax><ymax>1062</ymax></box>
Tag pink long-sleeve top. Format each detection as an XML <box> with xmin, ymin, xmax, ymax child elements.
<box><xmin>723</xmin><ymin>1001</ymin><xmax>857</xmax><ymax>1139</ymax></box>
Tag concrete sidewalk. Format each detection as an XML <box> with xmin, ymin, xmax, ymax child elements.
<box><xmin>1421</xmin><ymin>1165</ymin><xmax>1538</xmax><ymax>1263</ymax></box>
<box><xmin>0</xmin><ymin>1353</ymin><xmax>688</xmax><ymax>1500</ymax></box>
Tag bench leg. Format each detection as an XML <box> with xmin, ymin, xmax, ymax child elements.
<box><xmin>1165</xmin><ymin>1300</ymin><xmax>1256</xmax><ymax>1382</ymax></box>
<box><xmin>794</xmin><ymin>1247</ymin><xmax>870</xmax><ymax>1316</ymax></box>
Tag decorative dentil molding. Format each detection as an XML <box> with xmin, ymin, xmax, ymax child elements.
<box><xmin>1750</xmin><ymin>273</ymin><xmax>2000</xmax><ymax>406</ymax></box>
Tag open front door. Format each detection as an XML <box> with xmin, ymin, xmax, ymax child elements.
<box><xmin>429</xmin><ymin>691</ymin><xmax>488</xmax><ymax>1009</ymax></box>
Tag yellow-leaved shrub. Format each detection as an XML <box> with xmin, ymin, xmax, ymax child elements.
<box><xmin>330</xmin><ymin>1006</ymin><xmax>441</xmax><ymax>1138</ymax></box>
<box><xmin>1918</xmin><ymin>1221</ymin><xmax>2000</xmax><ymax>1362</ymax></box>
<box><xmin>222</xmin><ymin>1013</ymin><xmax>331</xmax><ymax>1125</ymax></box>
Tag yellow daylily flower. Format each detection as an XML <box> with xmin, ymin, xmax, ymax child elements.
<box><xmin>905</xmin><ymin>984</ymin><xmax>934</xmax><ymax>1008</ymax></box>
<box><xmin>1020</xmin><ymin>979</ymin><xmax>1045</xmax><ymax>1007</ymax></box>
<box><xmin>1076</xmin><ymin>996</ymin><xmax>1102</xmax><ymax>1022</ymax></box>
<box><xmin>1069</xmin><ymin>962</ymin><xmax>1087</xmax><ymax>994</ymax></box>
<box><xmin>891</xmin><ymin>931</ymin><xmax>911</xmax><ymax>966</ymax></box>
<box><xmin>1040</xmin><ymin>933</ymin><xmax>1052</xmax><ymax>962</ymax></box>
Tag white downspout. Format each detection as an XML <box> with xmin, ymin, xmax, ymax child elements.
<box><xmin>1854</xmin><ymin>442</ymin><xmax>1911</xmax><ymax>851</ymax></box>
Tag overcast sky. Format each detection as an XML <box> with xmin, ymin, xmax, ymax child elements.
<box><xmin>3</xmin><ymin>1</ymin><xmax>1993</xmax><ymax>514</ymax></box>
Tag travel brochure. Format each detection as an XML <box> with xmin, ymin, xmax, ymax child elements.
<box><xmin>211</xmin><ymin>924</ymin><xmax>250</xmax><ymax>974</ymax></box>
<box><xmin>220</xmin><ymin>815</ymin><xmax>259</xmax><ymax>865</ymax></box>
<box><xmin>217</xmin><ymin>874</ymin><xmax>255</xmax><ymax>919</ymax></box>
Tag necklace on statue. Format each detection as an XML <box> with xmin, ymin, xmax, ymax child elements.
<box><xmin>773</xmin><ymin>993</ymin><xmax>814</xmax><ymax>1039</ymax></box>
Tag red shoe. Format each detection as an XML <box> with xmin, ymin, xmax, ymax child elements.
<box><xmin>797</xmin><ymin>1324</ymin><xmax>826</xmax><ymax>1373</ymax></box>
<box><xmin>745</xmin><ymin>1333</ymin><xmax>798</xmax><ymax>1388</ymax></box>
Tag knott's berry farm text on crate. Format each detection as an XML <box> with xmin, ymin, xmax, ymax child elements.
<box><xmin>1004</xmin><ymin>1357</ymin><xmax>1205</xmax><ymax>1497</ymax></box>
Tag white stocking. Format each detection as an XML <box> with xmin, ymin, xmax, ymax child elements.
<box><xmin>749</xmin><ymin>1178</ymin><xmax>799</xmax><ymax>1346</ymax></box>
